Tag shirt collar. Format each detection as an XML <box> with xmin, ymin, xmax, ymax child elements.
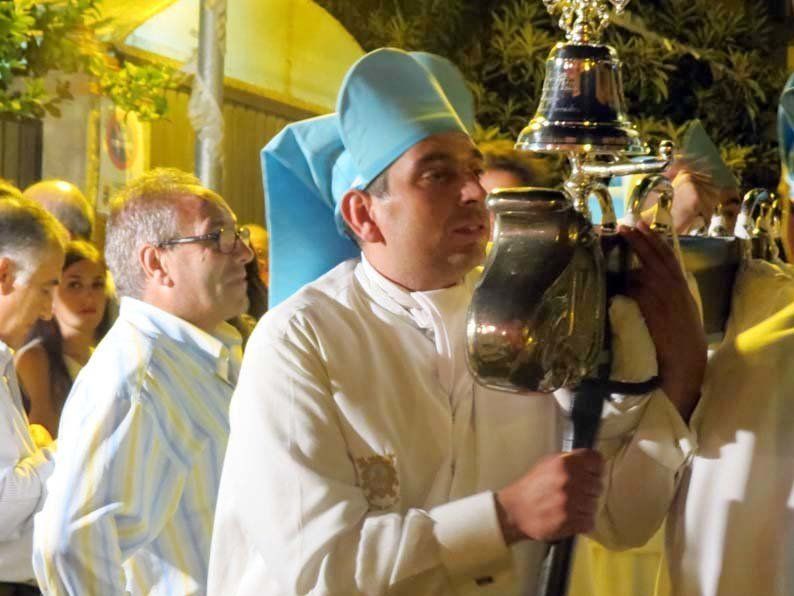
<box><xmin>357</xmin><ymin>254</ymin><xmax>421</xmax><ymax>313</ymax></box>
<box><xmin>355</xmin><ymin>254</ymin><xmax>477</xmax><ymax>333</ymax></box>
<box><xmin>118</xmin><ymin>297</ymin><xmax>243</xmax><ymax>383</ymax></box>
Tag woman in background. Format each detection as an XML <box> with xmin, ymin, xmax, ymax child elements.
<box><xmin>15</xmin><ymin>240</ymin><xmax>110</xmax><ymax>436</ymax></box>
<box><xmin>228</xmin><ymin>257</ymin><xmax>268</xmax><ymax>346</ymax></box>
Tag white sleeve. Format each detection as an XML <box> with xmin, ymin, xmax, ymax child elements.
<box><xmin>0</xmin><ymin>445</ymin><xmax>55</xmax><ymax>542</ymax></box>
<box><xmin>555</xmin><ymin>295</ymin><xmax>697</xmax><ymax>549</ymax></box>
<box><xmin>209</xmin><ymin>319</ymin><xmax>510</xmax><ymax>596</ymax></box>
<box><xmin>0</xmin><ymin>389</ymin><xmax>55</xmax><ymax>542</ymax></box>
<box><xmin>592</xmin><ymin>388</ymin><xmax>695</xmax><ymax>549</ymax></box>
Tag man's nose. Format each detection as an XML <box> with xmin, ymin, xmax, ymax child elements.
<box><xmin>461</xmin><ymin>172</ymin><xmax>487</xmax><ymax>205</ymax></box>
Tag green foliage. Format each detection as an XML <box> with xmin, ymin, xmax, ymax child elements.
<box><xmin>0</xmin><ymin>0</ymin><xmax>177</xmax><ymax>121</ymax></box>
<box><xmin>320</xmin><ymin>0</ymin><xmax>477</xmax><ymax>55</ymax></box>
<box><xmin>318</xmin><ymin>0</ymin><xmax>790</xmax><ymax>188</ymax></box>
<box><xmin>97</xmin><ymin>61</ymin><xmax>173</xmax><ymax>122</ymax></box>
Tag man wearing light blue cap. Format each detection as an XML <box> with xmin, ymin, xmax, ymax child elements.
<box><xmin>262</xmin><ymin>50</ymin><xmax>477</xmax><ymax>307</ymax></box>
<box><xmin>209</xmin><ymin>49</ymin><xmax>703</xmax><ymax>595</ymax></box>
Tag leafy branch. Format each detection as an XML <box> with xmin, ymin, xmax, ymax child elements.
<box><xmin>317</xmin><ymin>0</ymin><xmax>790</xmax><ymax>188</ymax></box>
<box><xmin>0</xmin><ymin>0</ymin><xmax>177</xmax><ymax>121</ymax></box>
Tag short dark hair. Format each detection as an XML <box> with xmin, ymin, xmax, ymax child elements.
<box><xmin>341</xmin><ymin>168</ymin><xmax>391</xmax><ymax>247</ymax></box>
<box><xmin>479</xmin><ymin>140</ymin><xmax>562</xmax><ymax>188</ymax></box>
<box><xmin>366</xmin><ymin>168</ymin><xmax>390</xmax><ymax>198</ymax></box>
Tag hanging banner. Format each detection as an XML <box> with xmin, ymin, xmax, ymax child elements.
<box><xmin>91</xmin><ymin>98</ymin><xmax>150</xmax><ymax>215</ymax></box>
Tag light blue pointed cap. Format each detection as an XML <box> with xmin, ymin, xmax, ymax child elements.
<box><xmin>263</xmin><ymin>48</ymin><xmax>470</xmax><ymax>307</ymax></box>
<box><xmin>778</xmin><ymin>73</ymin><xmax>794</xmax><ymax>198</ymax></box>
<box><xmin>337</xmin><ymin>48</ymin><xmax>467</xmax><ymax>190</ymax></box>
<box><xmin>678</xmin><ymin>119</ymin><xmax>738</xmax><ymax>190</ymax></box>
<box><xmin>410</xmin><ymin>51</ymin><xmax>476</xmax><ymax>132</ymax></box>
<box><xmin>262</xmin><ymin>114</ymin><xmax>360</xmax><ymax>307</ymax></box>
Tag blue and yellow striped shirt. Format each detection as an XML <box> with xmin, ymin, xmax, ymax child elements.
<box><xmin>33</xmin><ymin>297</ymin><xmax>242</xmax><ymax>595</ymax></box>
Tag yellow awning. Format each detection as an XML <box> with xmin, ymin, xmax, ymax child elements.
<box><xmin>98</xmin><ymin>0</ymin><xmax>180</xmax><ymax>42</ymax></box>
<box><xmin>105</xmin><ymin>0</ymin><xmax>364</xmax><ymax>112</ymax></box>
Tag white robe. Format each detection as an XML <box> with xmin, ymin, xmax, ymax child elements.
<box><xmin>657</xmin><ymin>261</ymin><xmax>794</xmax><ymax>596</ymax></box>
<box><xmin>209</xmin><ymin>257</ymin><xmax>694</xmax><ymax>596</ymax></box>
<box><xmin>661</xmin><ymin>259</ymin><xmax>794</xmax><ymax>596</ymax></box>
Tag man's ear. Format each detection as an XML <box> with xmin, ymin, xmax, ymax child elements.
<box><xmin>0</xmin><ymin>257</ymin><xmax>16</xmax><ymax>295</ymax></box>
<box><xmin>340</xmin><ymin>189</ymin><xmax>385</xmax><ymax>244</ymax></box>
<box><xmin>139</xmin><ymin>245</ymin><xmax>174</xmax><ymax>288</ymax></box>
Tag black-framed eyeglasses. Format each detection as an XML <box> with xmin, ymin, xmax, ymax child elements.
<box><xmin>156</xmin><ymin>226</ymin><xmax>251</xmax><ymax>255</ymax></box>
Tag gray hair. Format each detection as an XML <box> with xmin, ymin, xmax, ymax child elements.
<box><xmin>0</xmin><ymin>196</ymin><xmax>68</xmax><ymax>283</ymax></box>
<box><xmin>104</xmin><ymin>168</ymin><xmax>205</xmax><ymax>299</ymax></box>
<box><xmin>23</xmin><ymin>180</ymin><xmax>95</xmax><ymax>240</ymax></box>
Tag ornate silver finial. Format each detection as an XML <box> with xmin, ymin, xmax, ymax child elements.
<box><xmin>542</xmin><ymin>0</ymin><xmax>630</xmax><ymax>43</ymax></box>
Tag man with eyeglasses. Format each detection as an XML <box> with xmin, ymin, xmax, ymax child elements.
<box><xmin>33</xmin><ymin>168</ymin><xmax>252</xmax><ymax>595</ymax></box>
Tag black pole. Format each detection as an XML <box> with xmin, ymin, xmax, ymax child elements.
<box><xmin>534</xmin><ymin>379</ymin><xmax>608</xmax><ymax>596</ymax></box>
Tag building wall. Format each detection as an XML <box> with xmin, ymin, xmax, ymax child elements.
<box><xmin>125</xmin><ymin>0</ymin><xmax>363</xmax><ymax>114</ymax></box>
<box><xmin>0</xmin><ymin>117</ymin><xmax>42</xmax><ymax>190</ymax></box>
<box><xmin>28</xmin><ymin>70</ymin><xmax>317</xmax><ymax>230</ymax></box>
<box><xmin>149</xmin><ymin>85</ymin><xmax>318</xmax><ymax>227</ymax></box>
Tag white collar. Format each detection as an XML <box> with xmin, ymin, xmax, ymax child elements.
<box><xmin>118</xmin><ymin>297</ymin><xmax>242</xmax><ymax>383</ymax></box>
<box><xmin>355</xmin><ymin>255</ymin><xmax>475</xmax><ymax>337</ymax></box>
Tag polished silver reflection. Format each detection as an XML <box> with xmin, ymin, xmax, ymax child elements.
<box><xmin>773</xmin><ymin>193</ymin><xmax>791</xmax><ymax>262</ymax></box>
<box><xmin>467</xmin><ymin>188</ymin><xmax>605</xmax><ymax>393</ymax></box>
<box><xmin>626</xmin><ymin>173</ymin><xmax>675</xmax><ymax>233</ymax></box>
<box><xmin>564</xmin><ymin>142</ymin><xmax>673</xmax><ymax>225</ymax></box>
<box><xmin>516</xmin><ymin>43</ymin><xmax>645</xmax><ymax>155</ymax></box>
<box><xmin>738</xmin><ymin>188</ymin><xmax>779</xmax><ymax>260</ymax></box>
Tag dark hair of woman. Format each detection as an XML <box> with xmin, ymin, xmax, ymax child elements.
<box><xmin>245</xmin><ymin>257</ymin><xmax>268</xmax><ymax>320</ymax></box>
<box><xmin>227</xmin><ymin>257</ymin><xmax>269</xmax><ymax>346</ymax></box>
<box><xmin>21</xmin><ymin>240</ymin><xmax>111</xmax><ymax>420</ymax></box>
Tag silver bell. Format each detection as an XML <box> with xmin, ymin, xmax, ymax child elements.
<box><xmin>516</xmin><ymin>42</ymin><xmax>645</xmax><ymax>155</ymax></box>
